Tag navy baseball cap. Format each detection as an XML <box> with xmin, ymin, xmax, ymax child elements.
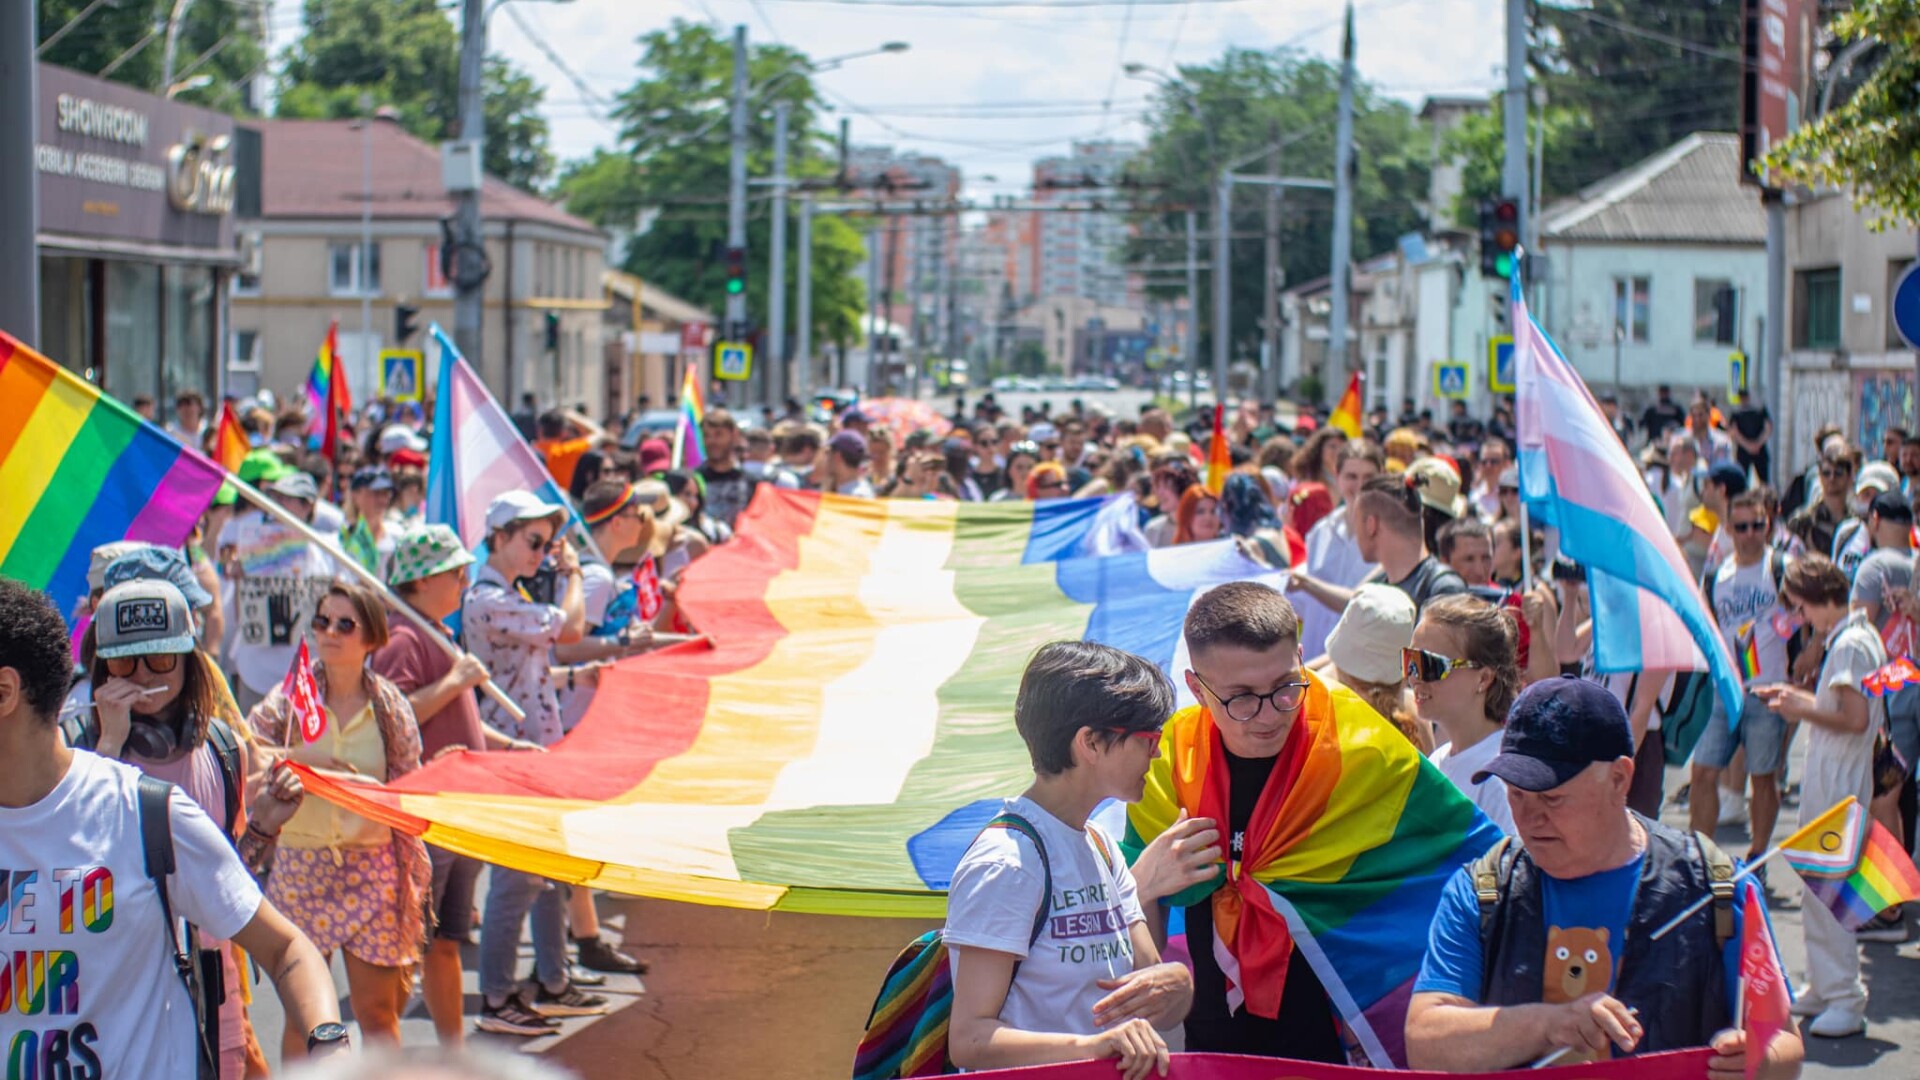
<box><xmin>1870</xmin><ymin>490</ymin><xmax>1914</xmax><ymax>523</ymax></box>
<box><xmin>1706</xmin><ymin>462</ymin><xmax>1748</xmax><ymax>495</ymax></box>
<box><xmin>1473</xmin><ymin>675</ymin><xmax>1635</xmax><ymax>792</ymax></box>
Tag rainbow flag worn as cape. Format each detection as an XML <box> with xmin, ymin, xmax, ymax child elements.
<box><xmin>0</xmin><ymin>332</ymin><xmax>227</xmax><ymax>619</ymax></box>
<box><xmin>1784</xmin><ymin>797</ymin><xmax>1920</xmax><ymax>930</ymax></box>
<box><xmin>1124</xmin><ymin>682</ymin><xmax>1502</xmax><ymax>1069</ymax></box>
<box><xmin>1329</xmin><ymin>371</ymin><xmax>1364</xmax><ymax>438</ymax></box>
<box><xmin>673</xmin><ymin>362</ymin><xmax>706</xmax><ymax>470</ymax></box>
<box><xmin>292</xmin><ymin>488</ymin><xmax>1285</xmax><ymax>916</ymax></box>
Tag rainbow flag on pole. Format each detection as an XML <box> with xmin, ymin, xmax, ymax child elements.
<box><xmin>1329</xmin><ymin>370</ymin><xmax>1364</xmax><ymax>438</ymax></box>
<box><xmin>1783</xmin><ymin>796</ymin><xmax>1920</xmax><ymax>930</ymax></box>
<box><xmin>0</xmin><ymin>332</ymin><xmax>227</xmax><ymax>618</ymax></box>
<box><xmin>672</xmin><ymin>362</ymin><xmax>706</xmax><ymax>469</ymax></box>
<box><xmin>306</xmin><ymin>318</ymin><xmax>351</xmax><ymax>436</ymax></box>
<box><xmin>292</xmin><ymin>490</ymin><xmax>1279</xmax><ymax>916</ymax></box>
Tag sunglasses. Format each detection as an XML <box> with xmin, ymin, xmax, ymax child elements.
<box><xmin>310</xmin><ymin>614</ymin><xmax>359</xmax><ymax>636</ymax></box>
<box><xmin>1729</xmin><ymin>520</ymin><xmax>1768</xmax><ymax>534</ymax></box>
<box><xmin>104</xmin><ymin>653</ymin><xmax>182</xmax><ymax>677</ymax></box>
<box><xmin>1035</xmin><ymin>479</ymin><xmax>1067</xmax><ymax>491</ymax></box>
<box><xmin>1191</xmin><ymin>671</ymin><xmax>1310</xmax><ymax>723</ymax></box>
<box><xmin>522</xmin><ymin>532</ymin><xmax>551</xmax><ymax>550</ymax></box>
<box><xmin>1403</xmin><ymin>647</ymin><xmax>1483</xmax><ymax>684</ymax></box>
<box><xmin>1820</xmin><ymin>465</ymin><xmax>1852</xmax><ymax>477</ymax></box>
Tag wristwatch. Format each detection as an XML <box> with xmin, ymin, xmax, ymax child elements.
<box><xmin>306</xmin><ymin>1022</ymin><xmax>350</xmax><ymax>1055</ymax></box>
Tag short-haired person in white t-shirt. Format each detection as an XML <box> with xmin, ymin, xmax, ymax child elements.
<box><xmin>945</xmin><ymin>642</ymin><xmax>1201</xmax><ymax>1079</ymax></box>
<box><xmin>0</xmin><ymin>578</ymin><xmax>345</xmax><ymax>1074</ymax></box>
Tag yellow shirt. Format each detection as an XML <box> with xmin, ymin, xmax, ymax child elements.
<box><xmin>282</xmin><ymin>703</ymin><xmax>391</xmax><ymax>852</ymax></box>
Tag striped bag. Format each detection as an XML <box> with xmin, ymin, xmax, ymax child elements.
<box><xmin>851</xmin><ymin>814</ymin><xmax>1051</xmax><ymax>1079</ymax></box>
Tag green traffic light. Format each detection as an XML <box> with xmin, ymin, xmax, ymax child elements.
<box><xmin>1494</xmin><ymin>252</ymin><xmax>1514</xmax><ymax>278</ymax></box>
<box><xmin>726</xmin><ymin>279</ymin><xmax>744</xmax><ymax>295</ymax></box>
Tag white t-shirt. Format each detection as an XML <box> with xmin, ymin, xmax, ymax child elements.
<box><xmin>1806</xmin><ymin>612</ymin><xmax>1887</xmax><ymax>810</ymax></box>
<box><xmin>1711</xmin><ymin>551</ymin><xmax>1790</xmax><ymax>688</ymax></box>
<box><xmin>944</xmin><ymin>797</ymin><xmax>1146</xmax><ymax>1038</ymax></box>
<box><xmin>1300</xmin><ymin>507</ymin><xmax>1378</xmax><ymax>661</ymax></box>
<box><xmin>218</xmin><ymin>511</ymin><xmax>338</xmax><ymax>694</ymax></box>
<box><xmin>0</xmin><ymin>751</ymin><xmax>262</xmax><ymax>1077</ymax></box>
<box><xmin>1430</xmin><ymin>735</ymin><xmax>1515</xmax><ymax>836</ymax></box>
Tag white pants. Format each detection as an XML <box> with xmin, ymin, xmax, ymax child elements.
<box><xmin>1798</xmin><ymin>745</ymin><xmax>1872</xmax><ymax>1010</ymax></box>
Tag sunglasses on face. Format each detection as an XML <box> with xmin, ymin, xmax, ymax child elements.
<box><xmin>310</xmin><ymin>614</ymin><xmax>359</xmax><ymax>636</ymax></box>
<box><xmin>1191</xmin><ymin>671</ymin><xmax>1310</xmax><ymax>723</ymax></box>
<box><xmin>1403</xmin><ymin>647</ymin><xmax>1483</xmax><ymax>684</ymax></box>
<box><xmin>1729</xmin><ymin>520</ymin><xmax>1768</xmax><ymax>534</ymax></box>
<box><xmin>522</xmin><ymin>532</ymin><xmax>551</xmax><ymax>550</ymax></box>
<box><xmin>104</xmin><ymin>653</ymin><xmax>183</xmax><ymax>677</ymax></box>
<box><xmin>1820</xmin><ymin>465</ymin><xmax>1852</xmax><ymax>478</ymax></box>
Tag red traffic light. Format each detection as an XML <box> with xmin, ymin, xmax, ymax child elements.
<box><xmin>1493</xmin><ymin>199</ymin><xmax>1519</xmax><ymax>224</ymax></box>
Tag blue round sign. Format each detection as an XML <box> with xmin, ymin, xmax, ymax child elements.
<box><xmin>1894</xmin><ymin>262</ymin><xmax>1920</xmax><ymax>351</ymax></box>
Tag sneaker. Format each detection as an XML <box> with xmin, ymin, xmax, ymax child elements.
<box><xmin>1789</xmin><ymin>987</ymin><xmax>1826</xmax><ymax>1019</ymax></box>
<box><xmin>1717</xmin><ymin>791</ymin><xmax>1749</xmax><ymax>826</ymax></box>
<box><xmin>531</xmin><ymin>982</ymin><xmax>610</xmax><ymax>1018</ymax></box>
<box><xmin>578</xmin><ymin>934</ymin><xmax>650</xmax><ymax>975</ymax></box>
<box><xmin>569</xmin><ymin>964</ymin><xmax>609</xmax><ymax>987</ymax></box>
<box><xmin>478</xmin><ymin>992</ymin><xmax>561</xmax><ymax>1037</ymax></box>
<box><xmin>1855</xmin><ymin>911</ymin><xmax>1908</xmax><ymax>944</ymax></box>
<box><xmin>1807</xmin><ymin>1003</ymin><xmax>1867</xmax><ymax>1038</ymax></box>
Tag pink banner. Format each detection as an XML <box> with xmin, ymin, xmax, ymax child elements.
<box><xmin>958</xmin><ymin>1049</ymin><xmax>1716</xmax><ymax>1079</ymax></box>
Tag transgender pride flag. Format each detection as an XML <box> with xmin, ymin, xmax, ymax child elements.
<box><xmin>425</xmin><ymin>324</ymin><xmax>573</xmax><ymax>549</ymax></box>
<box><xmin>1511</xmin><ymin>269</ymin><xmax>1743</xmax><ymax>724</ymax></box>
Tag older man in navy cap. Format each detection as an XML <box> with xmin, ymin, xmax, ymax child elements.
<box><xmin>1406</xmin><ymin>676</ymin><xmax>1803</xmax><ymax>1078</ymax></box>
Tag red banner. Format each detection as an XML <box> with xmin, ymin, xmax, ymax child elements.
<box><xmin>958</xmin><ymin>1049</ymin><xmax>1716</xmax><ymax>1079</ymax></box>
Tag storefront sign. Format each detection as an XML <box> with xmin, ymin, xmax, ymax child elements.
<box><xmin>36</xmin><ymin>64</ymin><xmax>238</xmax><ymax>252</ymax></box>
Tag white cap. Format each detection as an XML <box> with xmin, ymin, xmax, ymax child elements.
<box><xmin>485</xmin><ymin>490</ymin><xmax>566</xmax><ymax>533</ymax></box>
<box><xmin>378</xmin><ymin>424</ymin><xmax>428</xmax><ymax>455</ymax></box>
<box><xmin>1028</xmin><ymin>422</ymin><xmax>1059</xmax><ymax>443</ymax></box>
<box><xmin>1326</xmin><ymin>584</ymin><xmax>1417</xmax><ymax>685</ymax></box>
<box><xmin>1856</xmin><ymin>461</ymin><xmax>1900</xmax><ymax>497</ymax></box>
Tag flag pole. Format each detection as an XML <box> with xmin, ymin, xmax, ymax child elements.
<box><xmin>226</xmin><ymin>475</ymin><xmax>528</xmax><ymax>725</ymax></box>
<box><xmin>1646</xmin><ymin>799</ymin><xmax>1855</xmax><ymax>941</ymax></box>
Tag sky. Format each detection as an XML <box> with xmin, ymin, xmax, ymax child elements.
<box><xmin>327</xmin><ymin>0</ymin><xmax>1511</xmax><ymax>202</ymax></box>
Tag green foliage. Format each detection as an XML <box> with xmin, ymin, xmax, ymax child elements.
<box><xmin>37</xmin><ymin>0</ymin><xmax>265</xmax><ymax>112</ymax></box>
<box><xmin>1125</xmin><ymin>48</ymin><xmax>1431</xmax><ymax>362</ymax></box>
<box><xmin>1765</xmin><ymin>0</ymin><xmax>1920</xmax><ymax>228</ymax></box>
<box><xmin>275</xmin><ymin>0</ymin><xmax>552</xmax><ymax>190</ymax></box>
<box><xmin>556</xmin><ymin>20</ymin><xmax>864</xmax><ymax>350</ymax></box>
<box><xmin>1439</xmin><ymin>99</ymin><xmax>1593</xmax><ymax>225</ymax></box>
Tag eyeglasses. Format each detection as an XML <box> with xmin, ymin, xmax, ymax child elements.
<box><xmin>1035</xmin><ymin>478</ymin><xmax>1067</xmax><ymax>491</ymax></box>
<box><xmin>1499</xmin><ymin>485</ymin><xmax>1519</xmax><ymax>495</ymax></box>
<box><xmin>1403</xmin><ymin>647</ymin><xmax>1482</xmax><ymax>684</ymax></box>
<box><xmin>1729</xmin><ymin>520</ymin><xmax>1768</xmax><ymax>534</ymax></box>
<box><xmin>310</xmin><ymin>614</ymin><xmax>359</xmax><ymax>636</ymax></box>
<box><xmin>104</xmin><ymin>653</ymin><xmax>182</xmax><ymax>677</ymax></box>
<box><xmin>1103</xmin><ymin>726</ymin><xmax>1164</xmax><ymax>748</ymax></box>
<box><xmin>1819</xmin><ymin>464</ymin><xmax>1852</xmax><ymax>478</ymax></box>
<box><xmin>1190</xmin><ymin>671</ymin><xmax>1310</xmax><ymax>723</ymax></box>
<box><xmin>522</xmin><ymin>532</ymin><xmax>551</xmax><ymax>550</ymax></box>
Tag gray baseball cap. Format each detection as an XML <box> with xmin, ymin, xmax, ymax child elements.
<box><xmin>94</xmin><ymin>579</ymin><xmax>197</xmax><ymax>659</ymax></box>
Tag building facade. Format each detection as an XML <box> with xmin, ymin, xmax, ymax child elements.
<box><xmin>1031</xmin><ymin>141</ymin><xmax>1142</xmax><ymax>311</ymax></box>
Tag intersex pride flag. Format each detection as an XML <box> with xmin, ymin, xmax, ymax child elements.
<box><xmin>955</xmin><ymin>1049</ymin><xmax>1715</xmax><ymax>1079</ymax></box>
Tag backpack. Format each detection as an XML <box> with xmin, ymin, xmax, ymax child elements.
<box><xmin>853</xmin><ymin>814</ymin><xmax>1059</xmax><ymax>1080</ymax></box>
<box><xmin>1470</xmin><ymin>831</ymin><xmax>1738</xmax><ymax>950</ymax></box>
<box><xmin>138</xmin><ymin>775</ymin><xmax>221</xmax><ymax>1080</ymax></box>
<box><xmin>1702</xmin><ymin>547</ymin><xmax>1804</xmax><ymax>671</ymax></box>
<box><xmin>66</xmin><ymin>711</ymin><xmax>245</xmax><ymax>837</ymax></box>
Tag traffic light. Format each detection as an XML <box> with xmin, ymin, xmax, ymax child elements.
<box><xmin>1478</xmin><ymin>197</ymin><xmax>1521</xmax><ymax>280</ymax></box>
<box><xmin>394</xmin><ymin>303</ymin><xmax>420</xmax><ymax>345</ymax></box>
<box><xmin>543</xmin><ymin>310</ymin><xmax>560</xmax><ymax>352</ymax></box>
<box><xmin>723</xmin><ymin>246</ymin><xmax>747</xmax><ymax>297</ymax></box>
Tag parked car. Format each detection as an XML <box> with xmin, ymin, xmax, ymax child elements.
<box><xmin>621</xmin><ymin>409</ymin><xmax>686</xmax><ymax>449</ymax></box>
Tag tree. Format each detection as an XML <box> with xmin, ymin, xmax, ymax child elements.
<box><xmin>1439</xmin><ymin>99</ymin><xmax>1593</xmax><ymax>225</ymax></box>
<box><xmin>556</xmin><ymin>20</ymin><xmax>865</xmax><ymax>353</ymax></box>
<box><xmin>1765</xmin><ymin>0</ymin><xmax>1920</xmax><ymax>228</ymax></box>
<box><xmin>275</xmin><ymin>0</ymin><xmax>553</xmax><ymax>190</ymax></box>
<box><xmin>37</xmin><ymin>0</ymin><xmax>266</xmax><ymax>112</ymax></box>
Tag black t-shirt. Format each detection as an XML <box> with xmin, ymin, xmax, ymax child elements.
<box><xmin>698</xmin><ymin>463</ymin><xmax>758</xmax><ymax>528</ymax></box>
<box><xmin>1729</xmin><ymin>405</ymin><xmax>1771</xmax><ymax>444</ymax></box>
<box><xmin>1641</xmin><ymin>401</ymin><xmax>1687</xmax><ymax>443</ymax></box>
<box><xmin>1181</xmin><ymin>747</ymin><xmax>1344</xmax><ymax>1062</ymax></box>
<box><xmin>1389</xmin><ymin>556</ymin><xmax>1468</xmax><ymax>614</ymax></box>
<box><xmin>1448</xmin><ymin>417</ymin><xmax>1485</xmax><ymax>446</ymax></box>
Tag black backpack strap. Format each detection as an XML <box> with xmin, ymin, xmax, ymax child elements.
<box><xmin>138</xmin><ymin>775</ymin><xmax>218</xmax><ymax>1080</ymax></box>
<box><xmin>62</xmin><ymin>707</ymin><xmax>96</xmax><ymax>752</ymax></box>
<box><xmin>205</xmin><ymin>720</ymin><xmax>243</xmax><ymax>837</ymax></box>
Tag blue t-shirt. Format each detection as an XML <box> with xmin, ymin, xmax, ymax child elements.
<box><xmin>1416</xmin><ymin>854</ymin><xmax>1758</xmax><ymax>1028</ymax></box>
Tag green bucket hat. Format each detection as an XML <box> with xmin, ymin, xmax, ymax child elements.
<box><xmin>237</xmin><ymin>449</ymin><xmax>295</xmax><ymax>486</ymax></box>
<box><xmin>386</xmin><ymin>523</ymin><xmax>476</xmax><ymax>587</ymax></box>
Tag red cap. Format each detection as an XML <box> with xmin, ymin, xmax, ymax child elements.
<box><xmin>387</xmin><ymin>448</ymin><xmax>427</xmax><ymax>470</ymax></box>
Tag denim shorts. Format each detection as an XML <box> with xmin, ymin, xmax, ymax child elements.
<box><xmin>1691</xmin><ymin>691</ymin><xmax>1788</xmax><ymax>775</ymax></box>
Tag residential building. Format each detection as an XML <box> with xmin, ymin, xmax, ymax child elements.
<box><xmin>1031</xmin><ymin>141</ymin><xmax>1142</xmax><ymax>310</ymax></box>
<box><xmin>846</xmin><ymin>145</ymin><xmax>962</xmax><ymax>369</ymax></box>
<box><xmin>601</xmin><ymin>271</ymin><xmax>715</xmax><ymax>416</ymax></box>
<box><xmin>230</xmin><ymin>118</ymin><xmax>607</xmax><ymax>412</ymax></box>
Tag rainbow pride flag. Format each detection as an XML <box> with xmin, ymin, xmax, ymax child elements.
<box><xmin>292</xmin><ymin>489</ymin><xmax>1285</xmax><ymax>916</ymax></box>
<box><xmin>1329</xmin><ymin>370</ymin><xmax>1364</xmax><ymax>438</ymax></box>
<box><xmin>0</xmin><ymin>332</ymin><xmax>227</xmax><ymax>617</ymax></box>
<box><xmin>1784</xmin><ymin>796</ymin><xmax>1920</xmax><ymax>930</ymax></box>
<box><xmin>305</xmin><ymin>318</ymin><xmax>350</xmax><ymax>436</ymax></box>
<box><xmin>1736</xmin><ymin>623</ymin><xmax>1761</xmax><ymax>681</ymax></box>
<box><xmin>213</xmin><ymin>400</ymin><xmax>250</xmax><ymax>472</ymax></box>
<box><xmin>673</xmin><ymin>361</ymin><xmax>706</xmax><ymax>469</ymax></box>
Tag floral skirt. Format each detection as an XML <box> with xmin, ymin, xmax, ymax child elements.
<box><xmin>267</xmin><ymin>844</ymin><xmax>412</xmax><ymax>967</ymax></box>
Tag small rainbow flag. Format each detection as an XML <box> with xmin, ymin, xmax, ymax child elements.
<box><xmin>213</xmin><ymin>400</ymin><xmax>250</xmax><ymax>473</ymax></box>
<box><xmin>306</xmin><ymin>318</ymin><xmax>351</xmax><ymax>436</ymax></box>
<box><xmin>1330</xmin><ymin>370</ymin><xmax>1364</xmax><ymax>438</ymax></box>
<box><xmin>1203</xmin><ymin>403</ymin><xmax>1231</xmax><ymax>495</ymax></box>
<box><xmin>672</xmin><ymin>361</ymin><xmax>706</xmax><ymax>470</ymax></box>
<box><xmin>1783</xmin><ymin>797</ymin><xmax>1920</xmax><ymax>930</ymax></box>
<box><xmin>1735</xmin><ymin>623</ymin><xmax>1761</xmax><ymax>680</ymax></box>
<box><xmin>0</xmin><ymin>332</ymin><xmax>227</xmax><ymax>618</ymax></box>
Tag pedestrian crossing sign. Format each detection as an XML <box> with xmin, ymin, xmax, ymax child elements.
<box><xmin>1488</xmin><ymin>336</ymin><xmax>1515</xmax><ymax>393</ymax></box>
<box><xmin>1433</xmin><ymin>362</ymin><xmax>1470</xmax><ymax>400</ymax></box>
<box><xmin>714</xmin><ymin>341</ymin><xmax>753</xmax><ymax>381</ymax></box>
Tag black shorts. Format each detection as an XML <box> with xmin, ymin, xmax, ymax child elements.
<box><xmin>429</xmin><ymin>844</ymin><xmax>481</xmax><ymax>942</ymax></box>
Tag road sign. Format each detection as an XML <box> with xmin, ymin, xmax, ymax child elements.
<box><xmin>681</xmin><ymin>322</ymin><xmax>711</xmax><ymax>352</ymax></box>
<box><xmin>714</xmin><ymin>340</ymin><xmax>753</xmax><ymax>381</ymax></box>
<box><xmin>1433</xmin><ymin>362</ymin><xmax>1470</xmax><ymax>400</ymax></box>
<box><xmin>1728</xmin><ymin>351</ymin><xmax>1749</xmax><ymax>403</ymax></box>
<box><xmin>1894</xmin><ymin>263</ymin><xmax>1920</xmax><ymax>351</ymax></box>
<box><xmin>379</xmin><ymin>349</ymin><xmax>424</xmax><ymax>402</ymax></box>
<box><xmin>1488</xmin><ymin>336</ymin><xmax>1515</xmax><ymax>393</ymax></box>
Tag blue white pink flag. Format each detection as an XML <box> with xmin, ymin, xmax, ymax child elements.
<box><xmin>425</xmin><ymin>325</ymin><xmax>574</xmax><ymax>549</ymax></box>
<box><xmin>1511</xmin><ymin>267</ymin><xmax>1743</xmax><ymax>723</ymax></box>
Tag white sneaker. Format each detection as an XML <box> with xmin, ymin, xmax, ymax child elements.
<box><xmin>1789</xmin><ymin>985</ymin><xmax>1826</xmax><ymax>1018</ymax></box>
<box><xmin>1717</xmin><ymin>791</ymin><xmax>1749</xmax><ymax>826</ymax></box>
<box><xmin>1807</xmin><ymin>1004</ymin><xmax>1867</xmax><ymax>1038</ymax></box>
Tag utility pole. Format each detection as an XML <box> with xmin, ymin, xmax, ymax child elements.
<box><xmin>452</xmin><ymin>0</ymin><xmax>485</xmax><ymax>372</ymax></box>
<box><xmin>1764</xmin><ymin>192</ymin><xmax>1785</xmax><ymax>459</ymax></box>
<box><xmin>768</xmin><ymin>99</ymin><xmax>790</xmax><ymax>412</ymax></box>
<box><xmin>1502</xmin><ymin>0</ymin><xmax>1528</xmax><ymax>245</ymax></box>
<box><xmin>359</xmin><ymin>95</ymin><xmax>374</xmax><ymax>375</ymax></box>
<box><xmin>159</xmin><ymin>0</ymin><xmax>193</xmax><ymax>90</ymax></box>
<box><xmin>1212</xmin><ymin>170</ymin><xmax>1231</xmax><ymax>408</ymax></box>
<box><xmin>882</xmin><ymin>216</ymin><xmax>901</xmax><ymax>395</ymax></box>
<box><xmin>1185</xmin><ymin>209</ymin><xmax>1200</xmax><ymax>413</ymax></box>
<box><xmin>726</xmin><ymin>25</ymin><xmax>749</xmax><ymax>346</ymax></box>
<box><xmin>1</xmin><ymin>0</ymin><xmax>38</xmax><ymax>347</ymax></box>
<box><xmin>866</xmin><ymin>220</ymin><xmax>881</xmax><ymax>394</ymax></box>
<box><xmin>797</xmin><ymin>193</ymin><xmax>814</xmax><ymax>397</ymax></box>
<box><xmin>1261</xmin><ymin>123</ymin><xmax>1283</xmax><ymax>404</ymax></box>
<box><xmin>1328</xmin><ymin>3</ymin><xmax>1356</xmax><ymax>386</ymax></box>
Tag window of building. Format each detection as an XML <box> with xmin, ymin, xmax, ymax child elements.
<box><xmin>1612</xmin><ymin>276</ymin><xmax>1650</xmax><ymax>344</ymax></box>
<box><xmin>423</xmin><ymin>243</ymin><xmax>454</xmax><ymax>298</ymax></box>
<box><xmin>1889</xmin><ymin>258</ymin><xmax>1916</xmax><ymax>350</ymax></box>
<box><xmin>328</xmin><ymin>241</ymin><xmax>381</xmax><ymax>297</ymax></box>
<box><xmin>1794</xmin><ymin>267</ymin><xmax>1842</xmax><ymax>349</ymax></box>
<box><xmin>230</xmin><ymin>329</ymin><xmax>263</xmax><ymax>371</ymax></box>
<box><xmin>1693</xmin><ymin>278</ymin><xmax>1736</xmax><ymax>346</ymax></box>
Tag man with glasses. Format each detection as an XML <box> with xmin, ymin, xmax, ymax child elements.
<box><xmin>1787</xmin><ymin>445</ymin><xmax>1859</xmax><ymax>559</ymax></box>
<box><xmin>1468</xmin><ymin>440</ymin><xmax>1511</xmax><ymax>521</ymax></box>
<box><xmin>1690</xmin><ymin>490</ymin><xmax>1794</xmax><ymax>862</ymax></box>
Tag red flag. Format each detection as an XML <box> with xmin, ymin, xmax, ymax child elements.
<box><xmin>1739</xmin><ymin>886</ymin><xmax>1789</xmax><ymax>1078</ymax></box>
<box><xmin>633</xmin><ymin>555</ymin><xmax>665</xmax><ymax>622</ymax></box>
<box><xmin>282</xmin><ymin>640</ymin><xmax>328</xmax><ymax>744</ymax></box>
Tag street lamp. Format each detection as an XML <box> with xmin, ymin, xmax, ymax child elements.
<box><xmin>165</xmin><ymin>73</ymin><xmax>212</xmax><ymax>99</ymax></box>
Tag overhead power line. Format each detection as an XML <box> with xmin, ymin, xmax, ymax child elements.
<box><xmin>752</xmin><ymin>0</ymin><xmax>1250</xmax><ymax>8</ymax></box>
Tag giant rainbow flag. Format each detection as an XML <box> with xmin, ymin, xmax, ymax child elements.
<box><xmin>0</xmin><ymin>332</ymin><xmax>227</xmax><ymax>616</ymax></box>
<box><xmin>294</xmin><ymin>489</ymin><xmax>1286</xmax><ymax>915</ymax></box>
